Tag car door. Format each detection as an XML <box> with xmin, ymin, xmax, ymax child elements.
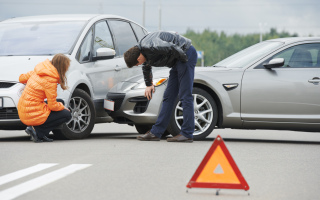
<box><xmin>241</xmin><ymin>42</ymin><xmax>320</xmax><ymax>125</ymax></box>
<box><xmin>107</xmin><ymin>20</ymin><xmax>142</xmax><ymax>82</ymax></box>
<box><xmin>85</xmin><ymin>20</ymin><xmax>120</xmax><ymax>99</ymax></box>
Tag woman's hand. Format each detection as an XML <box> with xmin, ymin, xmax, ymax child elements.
<box><xmin>145</xmin><ymin>85</ymin><xmax>155</xmax><ymax>100</ymax></box>
<box><xmin>64</xmin><ymin>107</ymin><xmax>70</xmax><ymax>112</ymax></box>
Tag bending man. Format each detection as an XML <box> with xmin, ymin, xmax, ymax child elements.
<box><xmin>124</xmin><ymin>31</ymin><xmax>197</xmax><ymax>142</ymax></box>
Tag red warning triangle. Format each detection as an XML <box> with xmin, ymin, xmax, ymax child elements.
<box><xmin>186</xmin><ymin>135</ymin><xmax>249</xmax><ymax>191</ymax></box>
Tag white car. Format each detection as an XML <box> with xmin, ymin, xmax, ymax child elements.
<box><xmin>0</xmin><ymin>14</ymin><xmax>159</xmax><ymax>139</ymax></box>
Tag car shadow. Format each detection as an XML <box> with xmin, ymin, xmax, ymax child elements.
<box><xmin>1</xmin><ymin>133</ymin><xmax>319</xmax><ymax>145</ymax></box>
<box><xmin>0</xmin><ymin>135</ymin><xmax>31</xmax><ymax>142</ymax></box>
<box><xmin>201</xmin><ymin>137</ymin><xmax>320</xmax><ymax>145</ymax></box>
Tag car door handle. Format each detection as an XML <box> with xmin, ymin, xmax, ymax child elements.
<box><xmin>308</xmin><ymin>77</ymin><xmax>320</xmax><ymax>83</ymax></box>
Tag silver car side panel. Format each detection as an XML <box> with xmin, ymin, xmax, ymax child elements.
<box><xmin>241</xmin><ymin>41</ymin><xmax>320</xmax><ymax>129</ymax></box>
<box><xmin>194</xmin><ymin>68</ymin><xmax>245</xmax><ymax>128</ymax></box>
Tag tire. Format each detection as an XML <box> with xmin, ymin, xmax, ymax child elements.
<box><xmin>167</xmin><ymin>87</ymin><xmax>218</xmax><ymax>140</ymax></box>
<box><xmin>135</xmin><ymin>125</ymin><xmax>170</xmax><ymax>137</ymax></box>
<box><xmin>53</xmin><ymin>89</ymin><xmax>96</xmax><ymax>139</ymax></box>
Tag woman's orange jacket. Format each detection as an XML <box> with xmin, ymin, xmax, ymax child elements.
<box><xmin>18</xmin><ymin>59</ymin><xmax>65</xmax><ymax>126</ymax></box>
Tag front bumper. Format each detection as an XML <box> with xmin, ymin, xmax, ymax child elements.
<box><xmin>0</xmin><ymin>82</ymin><xmax>25</xmax><ymax>130</ymax></box>
<box><xmin>0</xmin><ymin>81</ymin><xmax>66</xmax><ymax>130</ymax></box>
<box><xmin>107</xmin><ymin>82</ymin><xmax>167</xmax><ymax>125</ymax></box>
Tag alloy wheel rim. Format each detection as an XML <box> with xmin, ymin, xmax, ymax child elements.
<box><xmin>66</xmin><ymin>97</ymin><xmax>91</xmax><ymax>133</ymax></box>
<box><xmin>174</xmin><ymin>94</ymin><xmax>213</xmax><ymax>136</ymax></box>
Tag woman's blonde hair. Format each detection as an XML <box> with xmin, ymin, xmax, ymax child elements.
<box><xmin>51</xmin><ymin>53</ymin><xmax>70</xmax><ymax>90</ymax></box>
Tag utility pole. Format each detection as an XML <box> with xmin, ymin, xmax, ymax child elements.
<box><xmin>142</xmin><ymin>0</ymin><xmax>145</xmax><ymax>27</ymax></box>
<box><xmin>259</xmin><ymin>23</ymin><xmax>262</xmax><ymax>42</ymax></box>
<box><xmin>201</xmin><ymin>51</ymin><xmax>204</xmax><ymax>67</ymax></box>
<box><xmin>259</xmin><ymin>22</ymin><xmax>267</xmax><ymax>42</ymax></box>
<box><xmin>158</xmin><ymin>0</ymin><xmax>161</xmax><ymax>30</ymax></box>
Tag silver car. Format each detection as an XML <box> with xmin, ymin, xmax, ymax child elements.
<box><xmin>107</xmin><ymin>37</ymin><xmax>320</xmax><ymax>140</ymax></box>
<box><xmin>0</xmin><ymin>14</ymin><xmax>159</xmax><ymax>139</ymax></box>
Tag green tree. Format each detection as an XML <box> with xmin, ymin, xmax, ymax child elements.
<box><xmin>183</xmin><ymin>28</ymin><xmax>298</xmax><ymax>66</ymax></box>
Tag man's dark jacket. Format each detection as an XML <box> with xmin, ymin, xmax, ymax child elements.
<box><xmin>136</xmin><ymin>31</ymin><xmax>192</xmax><ymax>86</ymax></box>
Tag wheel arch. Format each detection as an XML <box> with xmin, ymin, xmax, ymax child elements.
<box><xmin>193</xmin><ymin>82</ymin><xmax>223</xmax><ymax>127</ymax></box>
<box><xmin>75</xmin><ymin>83</ymin><xmax>91</xmax><ymax>97</ymax></box>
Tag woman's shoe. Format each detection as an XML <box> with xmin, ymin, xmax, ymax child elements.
<box><xmin>28</xmin><ymin>126</ymin><xmax>42</xmax><ymax>143</ymax></box>
<box><xmin>42</xmin><ymin>136</ymin><xmax>53</xmax><ymax>142</ymax></box>
<box><xmin>25</xmin><ymin>126</ymin><xmax>34</xmax><ymax>141</ymax></box>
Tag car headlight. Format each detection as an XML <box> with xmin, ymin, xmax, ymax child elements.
<box><xmin>17</xmin><ymin>87</ymin><xmax>25</xmax><ymax>97</ymax></box>
<box><xmin>133</xmin><ymin>77</ymin><xmax>168</xmax><ymax>89</ymax></box>
<box><xmin>154</xmin><ymin>78</ymin><xmax>168</xmax><ymax>87</ymax></box>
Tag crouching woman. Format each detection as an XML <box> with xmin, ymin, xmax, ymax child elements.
<box><xmin>18</xmin><ymin>54</ymin><xmax>72</xmax><ymax>143</ymax></box>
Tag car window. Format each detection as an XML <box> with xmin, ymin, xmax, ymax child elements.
<box><xmin>108</xmin><ymin>20</ymin><xmax>138</xmax><ymax>56</ymax></box>
<box><xmin>93</xmin><ymin>21</ymin><xmax>114</xmax><ymax>56</ymax></box>
<box><xmin>76</xmin><ymin>28</ymin><xmax>93</xmax><ymax>63</ymax></box>
<box><xmin>255</xmin><ymin>43</ymin><xmax>320</xmax><ymax>69</ymax></box>
<box><xmin>131</xmin><ymin>23</ymin><xmax>146</xmax><ymax>41</ymax></box>
<box><xmin>213</xmin><ymin>41</ymin><xmax>283</xmax><ymax>68</ymax></box>
<box><xmin>0</xmin><ymin>21</ymin><xmax>86</xmax><ymax>56</ymax></box>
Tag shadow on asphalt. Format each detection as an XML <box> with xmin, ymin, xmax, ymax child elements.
<box><xmin>1</xmin><ymin>132</ymin><xmax>320</xmax><ymax>145</ymax></box>
<box><xmin>89</xmin><ymin>133</ymin><xmax>320</xmax><ymax>145</ymax></box>
<box><xmin>203</xmin><ymin>137</ymin><xmax>320</xmax><ymax>145</ymax></box>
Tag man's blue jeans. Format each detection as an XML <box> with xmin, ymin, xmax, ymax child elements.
<box><xmin>150</xmin><ymin>46</ymin><xmax>197</xmax><ymax>139</ymax></box>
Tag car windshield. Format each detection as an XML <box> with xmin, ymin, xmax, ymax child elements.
<box><xmin>213</xmin><ymin>41</ymin><xmax>284</xmax><ymax>68</ymax></box>
<box><xmin>0</xmin><ymin>21</ymin><xmax>86</xmax><ymax>56</ymax></box>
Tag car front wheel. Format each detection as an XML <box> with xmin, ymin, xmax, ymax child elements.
<box><xmin>53</xmin><ymin>89</ymin><xmax>96</xmax><ymax>139</ymax></box>
<box><xmin>167</xmin><ymin>87</ymin><xmax>218</xmax><ymax>140</ymax></box>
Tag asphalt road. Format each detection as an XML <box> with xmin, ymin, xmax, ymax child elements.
<box><xmin>0</xmin><ymin>124</ymin><xmax>320</xmax><ymax>200</ymax></box>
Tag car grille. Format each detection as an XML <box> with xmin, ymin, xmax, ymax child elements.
<box><xmin>107</xmin><ymin>93</ymin><xmax>126</xmax><ymax>112</ymax></box>
<box><xmin>129</xmin><ymin>97</ymin><xmax>150</xmax><ymax>114</ymax></box>
<box><xmin>0</xmin><ymin>107</ymin><xmax>19</xmax><ymax>119</ymax></box>
<box><xmin>0</xmin><ymin>82</ymin><xmax>16</xmax><ymax>88</ymax></box>
<box><xmin>134</xmin><ymin>101</ymin><xmax>149</xmax><ymax>113</ymax></box>
<box><xmin>113</xmin><ymin>98</ymin><xmax>125</xmax><ymax>111</ymax></box>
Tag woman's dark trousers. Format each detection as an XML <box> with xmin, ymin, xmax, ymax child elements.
<box><xmin>33</xmin><ymin>110</ymin><xmax>72</xmax><ymax>138</ymax></box>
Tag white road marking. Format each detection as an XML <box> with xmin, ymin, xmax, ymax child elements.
<box><xmin>0</xmin><ymin>164</ymin><xmax>92</xmax><ymax>200</ymax></box>
<box><xmin>0</xmin><ymin>163</ymin><xmax>58</xmax><ymax>186</ymax></box>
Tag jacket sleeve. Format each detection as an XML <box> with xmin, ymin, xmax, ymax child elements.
<box><xmin>44</xmin><ymin>82</ymin><xmax>65</xmax><ymax>111</ymax></box>
<box><xmin>19</xmin><ymin>71</ymin><xmax>34</xmax><ymax>84</ymax></box>
<box><xmin>142</xmin><ymin>63</ymin><xmax>153</xmax><ymax>86</ymax></box>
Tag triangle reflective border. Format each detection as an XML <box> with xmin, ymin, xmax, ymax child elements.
<box><xmin>186</xmin><ymin>135</ymin><xmax>250</xmax><ymax>191</ymax></box>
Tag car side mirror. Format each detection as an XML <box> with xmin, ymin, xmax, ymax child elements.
<box><xmin>263</xmin><ymin>58</ymin><xmax>285</xmax><ymax>69</ymax></box>
<box><xmin>92</xmin><ymin>48</ymin><xmax>116</xmax><ymax>61</ymax></box>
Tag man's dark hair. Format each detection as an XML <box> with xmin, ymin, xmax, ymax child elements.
<box><xmin>124</xmin><ymin>47</ymin><xmax>140</xmax><ymax>68</ymax></box>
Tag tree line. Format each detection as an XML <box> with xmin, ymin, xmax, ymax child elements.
<box><xmin>183</xmin><ymin>28</ymin><xmax>298</xmax><ymax>66</ymax></box>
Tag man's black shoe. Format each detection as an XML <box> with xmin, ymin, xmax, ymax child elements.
<box><xmin>137</xmin><ymin>130</ymin><xmax>160</xmax><ymax>141</ymax></box>
<box><xmin>167</xmin><ymin>134</ymin><xmax>193</xmax><ymax>142</ymax></box>
<box><xmin>42</xmin><ymin>136</ymin><xmax>53</xmax><ymax>142</ymax></box>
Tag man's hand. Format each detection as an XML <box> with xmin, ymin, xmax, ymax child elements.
<box><xmin>145</xmin><ymin>85</ymin><xmax>155</xmax><ymax>100</ymax></box>
<box><xmin>64</xmin><ymin>107</ymin><xmax>70</xmax><ymax>112</ymax></box>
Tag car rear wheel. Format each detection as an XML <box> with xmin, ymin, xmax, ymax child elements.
<box><xmin>167</xmin><ymin>87</ymin><xmax>218</xmax><ymax>140</ymax></box>
<box><xmin>53</xmin><ymin>89</ymin><xmax>96</xmax><ymax>139</ymax></box>
<box><xmin>135</xmin><ymin>125</ymin><xmax>170</xmax><ymax>137</ymax></box>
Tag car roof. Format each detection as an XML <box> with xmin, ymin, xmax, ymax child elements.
<box><xmin>1</xmin><ymin>14</ymin><xmax>129</xmax><ymax>23</ymax></box>
<box><xmin>266</xmin><ymin>37</ymin><xmax>320</xmax><ymax>44</ymax></box>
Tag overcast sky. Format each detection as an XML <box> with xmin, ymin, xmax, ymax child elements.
<box><xmin>0</xmin><ymin>0</ymin><xmax>319</xmax><ymax>36</ymax></box>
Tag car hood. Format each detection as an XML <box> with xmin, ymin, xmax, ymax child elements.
<box><xmin>0</xmin><ymin>56</ymin><xmax>55</xmax><ymax>82</ymax></box>
<box><xmin>123</xmin><ymin>67</ymin><xmax>231</xmax><ymax>83</ymax></box>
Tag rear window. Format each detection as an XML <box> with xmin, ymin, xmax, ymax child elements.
<box><xmin>0</xmin><ymin>21</ymin><xmax>86</xmax><ymax>56</ymax></box>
